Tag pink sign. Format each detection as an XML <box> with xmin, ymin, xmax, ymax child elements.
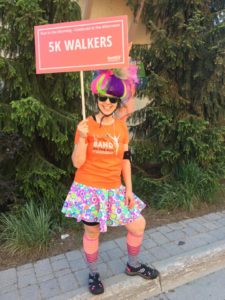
<box><xmin>34</xmin><ymin>16</ymin><xmax>128</xmax><ymax>74</ymax></box>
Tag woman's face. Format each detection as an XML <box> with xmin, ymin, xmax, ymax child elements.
<box><xmin>97</xmin><ymin>95</ymin><xmax>120</xmax><ymax>116</ymax></box>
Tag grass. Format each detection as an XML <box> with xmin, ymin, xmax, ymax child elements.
<box><xmin>0</xmin><ymin>201</ymin><xmax>54</xmax><ymax>254</ymax></box>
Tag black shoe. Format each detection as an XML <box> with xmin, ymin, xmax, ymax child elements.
<box><xmin>88</xmin><ymin>272</ymin><xmax>104</xmax><ymax>295</ymax></box>
<box><xmin>125</xmin><ymin>262</ymin><xmax>159</xmax><ymax>280</ymax></box>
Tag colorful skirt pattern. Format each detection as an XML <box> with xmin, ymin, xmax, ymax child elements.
<box><xmin>61</xmin><ymin>181</ymin><xmax>146</xmax><ymax>232</ymax></box>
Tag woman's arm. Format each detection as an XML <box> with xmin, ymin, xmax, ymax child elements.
<box><xmin>72</xmin><ymin>120</ymin><xmax>88</xmax><ymax>168</ymax></box>
<box><xmin>122</xmin><ymin>144</ymin><xmax>132</xmax><ymax>192</ymax></box>
<box><xmin>122</xmin><ymin>144</ymin><xmax>134</xmax><ymax>209</ymax></box>
<box><xmin>71</xmin><ymin>137</ymin><xmax>88</xmax><ymax>168</ymax></box>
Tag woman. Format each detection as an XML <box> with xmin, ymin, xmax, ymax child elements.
<box><xmin>62</xmin><ymin>69</ymin><xmax>159</xmax><ymax>295</ymax></box>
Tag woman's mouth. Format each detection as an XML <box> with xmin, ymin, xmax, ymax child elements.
<box><xmin>102</xmin><ymin>105</ymin><xmax>113</xmax><ymax>111</ymax></box>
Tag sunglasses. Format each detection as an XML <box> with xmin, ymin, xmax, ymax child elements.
<box><xmin>97</xmin><ymin>95</ymin><xmax>120</xmax><ymax>104</ymax></box>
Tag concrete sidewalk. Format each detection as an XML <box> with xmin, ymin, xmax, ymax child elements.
<box><xmin>1</xmin><ymin>211</ymin><xmax>225</xmax><ymax>300</ymax></box>
<box><xmin>148</xmin><ymin>267</ymin><xmax>225</xmax><ymax>299</ymax></box>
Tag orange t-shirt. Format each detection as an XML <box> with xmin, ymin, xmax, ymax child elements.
<box><xmin>74</xmin><ymin>116</ymin><xmax>129</xmax><ymax>189</ymax></box>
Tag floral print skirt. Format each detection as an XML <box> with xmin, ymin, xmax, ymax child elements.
<box><xmin>61</xmin><ymin>181</ymin><xmax>146</xmax><ymax>232</ymax></box>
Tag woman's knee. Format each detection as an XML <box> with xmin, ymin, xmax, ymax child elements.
<box><xmin>84</xmin><ymin>224</ymin><xmax>100</xmax><ymax>239</ymax></box>
<box><xmin>136</xmin><ymin>215</ymin><xmax>146</xmax><ymax>233</ymax></box>
<box><xmin>126</xmin><ymin>215</ymin><xmax>146</xmax><ymax>235</ymax></box>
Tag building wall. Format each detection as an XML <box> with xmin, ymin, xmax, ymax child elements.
<box><xmin>78</xmin><ymin>0</ymin><xmax>151</xmax><ymax>44</ymax></box>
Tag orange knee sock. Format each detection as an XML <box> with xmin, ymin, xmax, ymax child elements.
<box><xmin>126</xmin><ymin>231</ymin><xmax>144</xmax><ymax>267</ymax></box>
<box><xmin>83</xmin><ymin>233</ymin><xmax>99</xmax><ymax>275</ymax></box>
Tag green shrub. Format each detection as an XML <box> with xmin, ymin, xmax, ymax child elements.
<box><xmin>175</xmin><ymin>161</ymin><xmax>222</xmax><ymax>202</ymax></box>
<box><xmin>15</xmin><ymin>153</ymin><xmax>68</xmax><ymax>222</ymax></box>
<box><xmin>131</xmin><ymin>140</ymin><xmax>155</xmax><ymax>166</ymax></box>
<box><xmin>0</xmin><ymin>201</ymin><xmax>54</xmax><ymax>254</ymax></box>
<box><xmin>132</xmin><ymin>174</ymin><xmax>152</xmax><ymax>200</ymax></box>
<box><xmin>0</xmin><ymin>1</ymin><xmax>81</xmax><ymax>214</ymax></box>
<box><xmin>136</xmin><ymin>161</ymin><xmax>224</xmax><ymax>210</ymax></box>
<box><xmin>131</xmin><ymin>112</ymin><xmax>225</xmax><ymax>210</ymax></box>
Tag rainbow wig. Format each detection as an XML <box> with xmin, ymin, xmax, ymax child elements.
<box><xmin>91</xmin><ymin>64</ymin><xmax>139</xmax><ymax>104</ymax></box>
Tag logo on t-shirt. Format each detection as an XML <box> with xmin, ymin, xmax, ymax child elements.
<box><xmin>93</xmin><ymin>134</ymin><xmax>120</xmax><ymax>155</ymax></box>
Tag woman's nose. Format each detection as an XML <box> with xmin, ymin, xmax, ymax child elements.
<box><xmin>105</xmin><ymin>98</ymin><xmax>111</xmax><ymax>104</ymax></box>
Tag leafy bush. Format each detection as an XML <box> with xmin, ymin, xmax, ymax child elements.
<box><xmin>0</xmin><ymin>201</ymin><xmax>54</xmax><ymax>254</ymax></box>
<box><xmin>131</xmin><ymin>116</ymin><xmax>225</xmax><ymax>210</ymax></box>
<box><xmin>132</xmin><ymin>105</ymin><xmax>225</xmax><ymax>172</ymax></box>
<box><xmin>0</xmin><ymin>132</ymin><xmax>27</xmax><ymax>210</ymax></box>
<box><xmin>139</xmin><ymin>161</ymin><xmax>224</xmax><ymax>210</ymax></box>
<box><xmin>0</xmin><ymin>1</ymin><xmax>81</xmax><ymax>218</ymax></box>
<box><xmin>132</xmin><ymin>174</ymin><xmax>152</xmax><ymax>201</ymax></box>
<box><xmin>129</xmin><ymin>2</ymin><xmax>225</xmax><ymax>211</ymax></box>
<box><xmin>16</xmin><ymin>154</ymin><xmax>66</xmax><ymax>201</ymax></box>
<box><xmin>131</xmin><ymin>140</ymin><xmax>155</xmax><ymax>165</ymax></box>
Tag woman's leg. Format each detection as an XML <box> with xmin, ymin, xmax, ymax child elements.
<box><xmin>124</xmin><ymin>215</ymin><xmax>146</xmax><ymax>267</ymax></box>
<box><xmin>83</xmin><ymin>223</ymin><xmax>104</xmax><ymax>294</ymax></box>
<box><xmin>83</xmin><ymin>224</ymin><xmax>100</xmax><ymax>275</ymax></box>
<box><xmin>124</xmin><ymin>215</ymin><xmax>159</xmax><ymax>279</ymax></box>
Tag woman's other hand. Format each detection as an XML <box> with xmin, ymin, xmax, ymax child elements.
<box><xmin>77</xmin><ymin>119</ymin><xmax>88</xmax><ymax>138</ymax></box>
<box><xmin>125</xmin><ymin>190</ymin><xmax>135</xmax><ymax>209</ymax></box>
